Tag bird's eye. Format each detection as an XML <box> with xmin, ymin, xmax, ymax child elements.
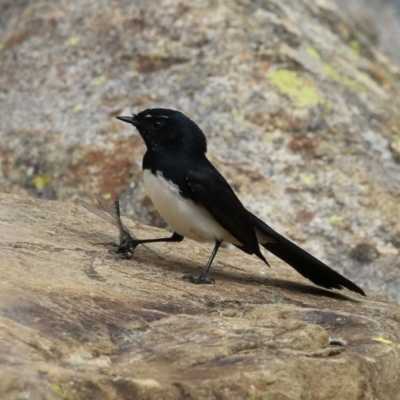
<box><xmin>153</xmin><ymin>121</ymin><xmax>162</xmax><ymax>130</ymax></box>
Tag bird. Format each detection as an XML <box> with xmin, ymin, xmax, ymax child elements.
<box><xmin>116</xmin><ymin>108</ymin><xmax>365</xmax><ymax>296</ymax></box>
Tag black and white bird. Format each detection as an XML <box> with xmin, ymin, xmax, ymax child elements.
<box><xmin>116</xmin><ymin>108</ymin><xmax>365</xmax><ymax>296</ymax></box>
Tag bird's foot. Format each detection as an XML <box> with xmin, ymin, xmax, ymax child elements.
<box><xmin>116</xmin><ymin>238</ymin><xmax>138</xmax><ymax>257</ymax></box>
<box><xmin>182</xmin><ymin>274</ymin><xmax>215</xmax><ymax>284</ymax></box>
<box><xmin>92</xmin><ymin>240</ymin><xmax>135</xmax><ymax>258</ymax></box>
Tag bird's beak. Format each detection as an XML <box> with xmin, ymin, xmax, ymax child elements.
<box><xmin>116</xmin><ymin>115</ymin><xmax>137</xmax><ymax>125</ymax></box>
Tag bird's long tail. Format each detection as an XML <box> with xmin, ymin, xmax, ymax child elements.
<box><xmin>249</xmin><ymin>212</ymin><xmax>365</xmax><ymax>296</ymax></box>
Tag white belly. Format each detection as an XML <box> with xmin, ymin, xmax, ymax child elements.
<box><xmin>143</xmin><ymin>170</ymin><xmax>241</xmax><ymax>244</ymax></box>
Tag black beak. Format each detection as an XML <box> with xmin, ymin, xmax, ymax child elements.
<box><xmin>116</xmin><ymin>115</ymin><xmax>136</xmax><ymax>124</ymax></box>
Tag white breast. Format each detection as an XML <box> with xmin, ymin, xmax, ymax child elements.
<box><xmin>143</xmin><ymin>169</ymin><xmax>241</xmax><ymax>244</ymax></box>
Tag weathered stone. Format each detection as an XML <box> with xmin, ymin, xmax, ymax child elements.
<box><xmin>1</xmin><ymin>0</ymin><xmax>400</xmax><ymax>302</ymax></box>
<box><xmin>0</xmin><ymin>193</ymin><xmax>399</xmax><ymax>399</ymax></box>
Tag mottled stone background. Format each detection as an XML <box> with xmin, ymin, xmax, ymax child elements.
<box><xmin>1</xmin><ymin>0</ymin><xmax>400</xmax><ymax>301</ymax></box>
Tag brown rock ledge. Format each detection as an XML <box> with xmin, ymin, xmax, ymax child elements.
<box><xmin>1</xmin><ymin>193</ymin><xmax>399</xmax><ymax>399</ymax></box>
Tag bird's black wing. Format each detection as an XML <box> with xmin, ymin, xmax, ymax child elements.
<box><xmin>186</xmin><ymin>168</ymin><xmax>266</xmax><ymax>263</ymax></box>
<box><xmin>249</xmin><ymin>211</ymin><xmax>366</xmax><ymax>296</ymax></box>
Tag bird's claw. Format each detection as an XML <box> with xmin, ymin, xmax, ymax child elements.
<box><xmin>116</xmin><ymin>238</ymin><xmax>139</xmax><ymax>257</ymax></box>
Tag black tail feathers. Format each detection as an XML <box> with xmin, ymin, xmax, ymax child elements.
<box><xmin>249</xmin><ymin>212</ymin><xmax>365</xmax><ymax>296</ymax></box>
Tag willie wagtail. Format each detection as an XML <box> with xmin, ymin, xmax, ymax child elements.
<box><xmin>116</xmin><ymin>108</ymin><xmax>365</xmax><ymax>296</ymax></box>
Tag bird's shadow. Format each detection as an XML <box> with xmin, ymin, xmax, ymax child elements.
<box><xmin>111</xmin><ymin>243</ymin><xmax>361</xmax><ymax>303</ymax></box>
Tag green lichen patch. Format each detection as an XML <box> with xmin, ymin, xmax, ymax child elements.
<box><xmin>266</xmin><ymin>69</ymin><xmax>322</xmax><ymax>108</ymax></box>
<box><xmin>306</xmin><ymin>46</ymin><xmax>321</xmax><ymax>60</ymax></box>
<box><xmin>348</xmin><ymin>40</ymin><xmax>361</xmax><ymax>54</ymax></box>
<box><xmin>323</xmin><ymin>63</ymin><xmax>366</xmax><ymax>92</ymax></box>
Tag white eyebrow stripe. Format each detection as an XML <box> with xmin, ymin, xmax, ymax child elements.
<box><xmin>144</xmin><ymin>114</ymin><xmax>169</xmax><ymax>119</ymax></box>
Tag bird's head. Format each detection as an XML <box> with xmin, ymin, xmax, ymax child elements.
<box><xmin>117</xmin><ymin>108</ymin><xmax>207</xmax><ymax>155</ymax></box>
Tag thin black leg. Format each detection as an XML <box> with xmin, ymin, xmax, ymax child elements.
<box><xmin>183</xmin><ymin>240</ymin><xmax>222</xmax><ymax>284</ymax></box>
<box><xmin>116</xmin><ymin>231</ymin><xmax>184</xmax><ymax>255</ymax></box>
<box><xmin>134</xmin><ymin>231</ymin><xmax>184</xmax><ymax>245</ymax></box>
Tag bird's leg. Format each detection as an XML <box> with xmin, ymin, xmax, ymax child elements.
<box><xmin>183</xmin><ymin>240</ymin><xmax>222</xmax><ymax>284</ymax></box>
<box><xmin>119</xmin><ymin>231</ymin><xmax>184</xmax><ymax>254</ymax></box>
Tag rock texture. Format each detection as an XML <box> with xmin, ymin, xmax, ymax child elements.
<box><xmin>333</xmin><ymin>0</ymin><xmax>400</xmax><ymax>62</ymax></box>
<box><xmin>1</xmin><ymin>193</ymin><xmax>400</xmax><ymax>400</ymax></box>
<box><xmin>0</xmin><ymin>1</ymin><xmax>400</xmax><ymax>301</ymax></box>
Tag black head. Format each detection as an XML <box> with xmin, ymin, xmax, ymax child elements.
<box><xmin>116</xmin><ymin>108</ymin><xmax>207</xmax><ymax>155</ymax></box>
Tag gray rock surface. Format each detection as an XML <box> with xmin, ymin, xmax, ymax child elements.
<box><xmin>1</xmin><ymin>192</ymin><xmax>400</xmax><ymax>400</ymax></box>
<box><xmin>0</xmin><ymin>0</ymin><xmax>400</xmax><ymax>302</ymax></box>
<box><xmin>333</xmin><ymin>0</ymin><xmax>400</xmax><ymax>62</ymax></box>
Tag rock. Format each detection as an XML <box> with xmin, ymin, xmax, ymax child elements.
<box><xmin>1</xmin><ymin>1</ymin><xmax>400</xmax><ymax>298</ymax></box>
<box><xmin>1</xmin><ymin>192</ymin><xmax>400</xmax><ymax>399</ymax></box>
<box><xmin>332</xmin><ymin>0</ymin><xmax>400</xmax><ymax>63</ymax></box>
